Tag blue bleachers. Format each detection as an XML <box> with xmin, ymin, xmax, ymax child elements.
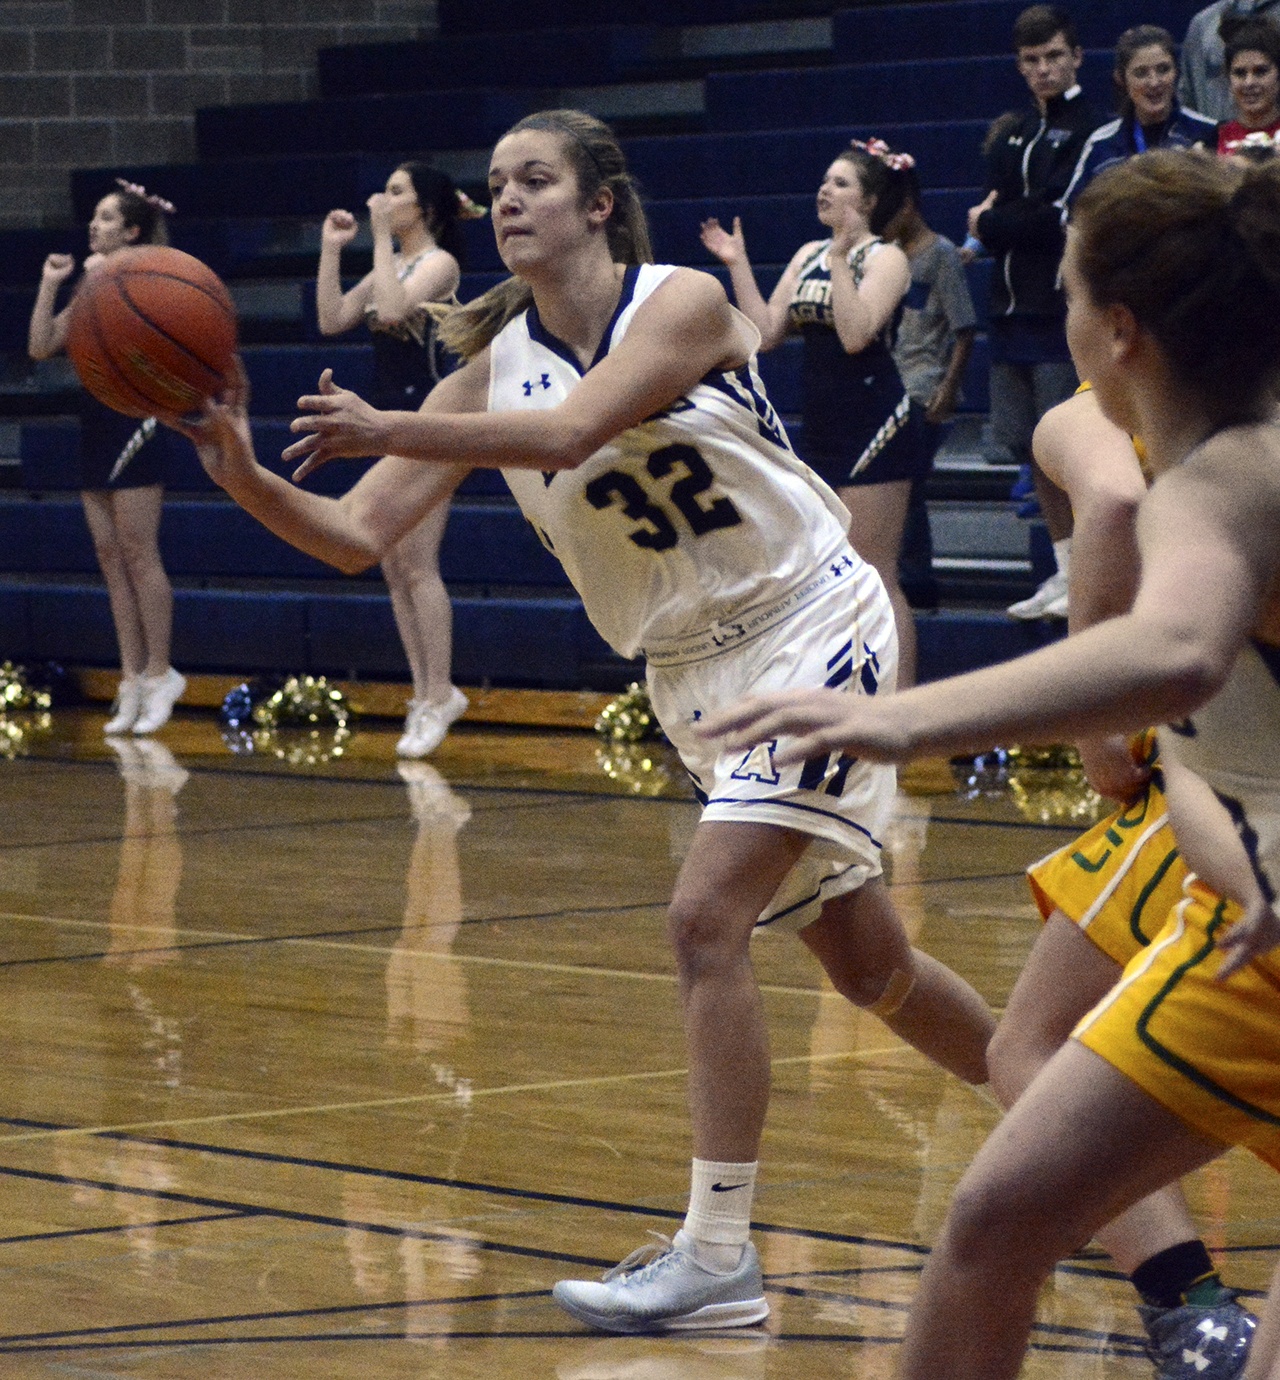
<box><xmin>0</xmin><ymin>0</ymin><xmax>1204</xmax><ymax>690</ymax></box>
<box><xmin>832</xmin><ymin>0</ymin><xmax>1203</xmax><ymax>63</ymax></box>
<box><xmin>317</xmin><ymin>25</ymin><xmax>669</xmax><ymax>100</ymax></box>
<box><xmin>707</xmin><ymin>50</ymin><xmax>1115</xmax><ymax>131</ymax></box>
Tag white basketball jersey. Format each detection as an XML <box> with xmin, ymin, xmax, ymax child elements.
<box><xmin>1160</xmin><ymin>638</ymin><xmax>1280</xmax><ymax>900</ymax></box>
<box><xmin>490</xmin><ymin>264</ymin><xmax>854</xmax><ymax>658</ymax></box>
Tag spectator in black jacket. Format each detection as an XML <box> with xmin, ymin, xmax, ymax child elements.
<box><xmin>969</xmin><ymin>4</ymin><xmax>1101</xmax><ymax>620</ymax></box>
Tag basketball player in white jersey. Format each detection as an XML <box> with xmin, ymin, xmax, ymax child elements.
<box><xmin>702</xmin><ymin>148</ymin><xmax>1280</xmax><ymax>1378</ymax></box>
<box><xmin>180</xmin><ymin>108</ymin><xmax>994</xmax><ymax>1336</ymax></box>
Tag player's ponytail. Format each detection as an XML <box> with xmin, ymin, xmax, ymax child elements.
<box><xmin>1073</xmin><ymin>149</ymin><xmax>1280</xmax><ymax>422</ymax></box>
<box><xmin>435</xmin><ymin>109</ymin><xmax>651</xmax><ymax>360</ymax></box>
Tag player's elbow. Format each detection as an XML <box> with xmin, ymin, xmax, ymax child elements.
<box><xmin>1155</xmin><ymin>631</ymin><xmax>1232</xmax><ymax>718</ymax></box>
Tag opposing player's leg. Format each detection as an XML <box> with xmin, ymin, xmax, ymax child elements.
<box><xmin>994</xmin><ymin>779</ymin><xmax>1255</xmax><ymax>1374</ymax></box>
<box><xmin>990</xmin><ymin>913</ymin><xmax>1201</xmax><ymax>1266</ymax></box>
<box><xmin>900</xmin><ymin>1041</ymin><xmax>1228</xmax><ymax>1380</ymax></box>
<box><xmin>800</xmin><ymin>875</ymin><xmax>993</xmax><ymax>1085</ymax></box>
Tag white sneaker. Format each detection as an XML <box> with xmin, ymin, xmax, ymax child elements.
<box><xmin>395</xmin><ymin>687</ymin><xmax>468</xmax><ymax>759</ymax></box>
<box><xmin>1007</xmin><ymin>569</ymin><xmax>1069</xmax><ymax>620</ymax></box>
<box><xmin>396</xmin><ymin>698</ymin><xmax>429</xmax><ymax>757</ymax></box>
<box><xmin>132</xmin><ymin>668</ymin><xmax>187</xmax><ymax>735</ymax></box>
<box><xmin>104</xmin><ymin>676</ymin><xmax>144</xmax><ymax>735</ymax></box>
<box><xmin>552</xmin><ymin>1231</ymin><xmax>768</xmax><ymax>1334</ymax></box>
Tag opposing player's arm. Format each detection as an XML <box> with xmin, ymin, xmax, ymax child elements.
<box><xmin>185</xmin><ymin>354</ymin><xmax>482</xmax><ymax>573</ymax></box>
<box><xmin>1032</xmin><ymin>391</ymin><xmax>1146</xmax><ymax>634</ymax></box>
<box><xmin>1033</xmin><ymin>391</ymin><xmax>1148</xmax><ymax>796</ymax></box>
<box><xmin>699</xmin><ymin>429</ymin><xmax>1280</xmax><ymax>765</ymax></box>
<box><xmin>286</xmin><ymin>268</ymin><xmax>750</xmax><ymax>473</ymax></box>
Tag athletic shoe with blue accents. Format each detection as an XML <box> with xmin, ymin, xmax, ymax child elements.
<box><xmin>552</xmin><ymin>1231</ymin><xmax>768</xmax><ymax>1333</ymax></box>
<box><xmin>1138</xmin><ymin>1298</ymin><xmax>1256</xmax><ymax>1379</ymax></box>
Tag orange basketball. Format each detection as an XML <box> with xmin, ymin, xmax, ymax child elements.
<box><xmin>65</xmin><ymin>245</ymin><xmax>238</xmax><ymax>419</ymax></box>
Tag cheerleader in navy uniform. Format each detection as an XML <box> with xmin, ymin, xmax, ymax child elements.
<box><xmin>317</xmin><ymin>162</ymin><xmax>479</xmax><ymax>756</ymax></box>
<box><xmin>28</xmin><ymin>180</ymin><xmax>185</xmax><ymax>736</ymax></box>
<box><xmin>181</xmin><ymin>109</ymin><xmax>994</xmax><ymax>1336</ymax></box>
<box><xmin>700</xmin><ymin>140</ymin><xmax>927</xmax><ymax>685</ymax></box>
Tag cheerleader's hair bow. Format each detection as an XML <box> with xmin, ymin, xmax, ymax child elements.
<box><xmin>455</xmin><ymin>188</ymin><xmax>489</xmax><ymax>219</ymax></box>
<box><xmin>851</xmin><ymin>139</ymin><xmax>917</xmax><ymax>171</ymax></box>
<box><xmin>115</xmin><ymin>178</ymin><xmax>176</xmax><ymax>215</ymax></box>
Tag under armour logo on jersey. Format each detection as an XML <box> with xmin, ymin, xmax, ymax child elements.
<box><xmin>732</xmin><ymin>740</ymin><xmax>781</xmax><ymax>785</ymax></box>
<box><xmin>522</xmin><ymin>373</ymin><xmax>552</xmax><ymax>396</ymax></box>
<box><xmin>1183</xmin><ymin>1319</ymin><xmax>1231</xmax><ymax>1372</ymax></box>
<box><xmin>829</xmin><ymin>554</ymin><xmax>855</xmax><ymax>578</ymax></box>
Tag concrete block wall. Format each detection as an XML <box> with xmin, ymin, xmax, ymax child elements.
<box><xmin>0</xmin><ymin>0</ymin><xmax>437</xmax><ymax>229</ymax></box>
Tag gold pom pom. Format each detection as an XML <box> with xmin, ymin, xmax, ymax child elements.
<box><xmin>251</xmin><ymin>675</ymin><xmax>352</xmax><ymax>731</ymax></box>
<box><xmin>0</xmin><ymin>662</ymin><xmax>52</xmax><ymax>714</ymax></box>
<box><xmin>595</xmin><ymin>682</ymin><xmax>663</xmax><ymax>744</ymax></box>
<box><xmin>1005</xmin><ymin>744</ymin><xmax>1105</xmax><ymax>826</ymax></box>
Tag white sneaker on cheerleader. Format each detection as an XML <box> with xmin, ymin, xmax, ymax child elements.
<box><xmin>396</xmin><ymin>687</ymin><xmax>468</xmax><ymax>759</ymax></box>
<box><xmin>1006</xmin><ymin>569</ymin><xmax>1069</xmax><ymax>620</ymax></box>
<box><xmin>104</xmin><ymin>677</ymin><xmax>144</xmax><ymax>735</ymax></box>
<box><xmin>552</xmin><ymin>1231</ymin><xmax>768</xmax><ymax>1334</ymax></box>
<box><xmin>132</xmin><ymin>668</ymin><xmax>186</xmax><ymax>735</ymax></box>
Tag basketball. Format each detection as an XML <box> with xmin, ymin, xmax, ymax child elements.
<box><xmin>65</xmin><ymin>245</ymin><xmax>238</xmax><ymax>419</ymax></box>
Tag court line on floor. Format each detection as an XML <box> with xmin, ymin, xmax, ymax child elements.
<box><xmin>0</xmin><ymin>1043</ymin><xmax>913</xmax><ymax>1149</ymax></box>
<box><xmin>0</xmin><ymin>908</ymin><xmax>947</xmax><ymax>1002</ymax></box>
<box><xmin>0</xmin><ymin>1126</ymin><xmax>948</xmax><ymax>1258</ymax></box>
<box><xmin>0</xmin><ymin>1210</ymin><xmax>257</xmax><ymax>1247</ymax></box>
<box><xmin>0</xmin><ymin>1156</ymin><xmax>1225</xmax><ymax>1362</ymax></box>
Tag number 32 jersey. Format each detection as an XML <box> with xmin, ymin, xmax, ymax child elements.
<box><xmin>493</xmin><ymin>264</ymin><xmax>855</xmax><ymax>659</ymax></box>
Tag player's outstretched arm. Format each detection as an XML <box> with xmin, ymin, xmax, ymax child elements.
<box><xmin>177</xmin><ymin>356</ymin><xmax>474</xmax><ymax>575</ymax></box>
<box><xmin>702</xmin><ymin>448</ymin><xmax>1278</xmax><ymax>766</ymax></box>
<box><xmin>283</xmin><ymin>269</ymin><xmax>750</xmax><ymax>473</ymax></box>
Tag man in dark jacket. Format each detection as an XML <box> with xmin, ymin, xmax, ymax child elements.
<box><xmin>969</xmin><ymin>4</ymin><xmax>1100</xmax><ymax>619</ymax></box>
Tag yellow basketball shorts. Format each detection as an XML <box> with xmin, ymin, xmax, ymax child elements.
<box><xmin>1027</xmin><ymin>772</ymin><xmax>1187</xmax><ymax>968</ymax></box>
<box><xmin>1075</xmin><ymin>880</ymin><xmax>1280</xmax><ymax>1171</ymax></box>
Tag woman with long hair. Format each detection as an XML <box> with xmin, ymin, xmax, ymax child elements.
<box><xmin>317</xmin><ymin>161</ymin><xmax>474</xmax><ymax>756</ymax></box>
<box><xmin>698</xmin><ymin>141</ymin><xmax>926</xmax><ymax>686</ymax></box>
<box><xmin>702</xmin><ymin>147</ymin><xmax>1280</xmax><ymax>1378</ymax></box>
<box><xmin>180</xmin><ymin>108</ymin><xmax>995</xmax><ymax>1336</ymax></box>
<box><xmin>1061</xmin><ymin>24</ymin><xmax>1217</xmax><ymax>210</ymax></box>
<box><xmin>28</xmin><ymin>180</ymin><xmax>185</xmax><ymax>736</ymax></box>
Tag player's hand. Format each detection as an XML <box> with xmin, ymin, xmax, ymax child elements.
<box><xmin>169</xmin><ymin>360</ymin><xmax>254</xmax><ymax>485</ymax></box>
<box><xmin>697</xmin><ymin>688</ymin><xmax>911</xmax><ymax>766</ymax></box>
<box><xmin>699</xmin><ymin>216</ymin><xmax>746</xmax><ymax>268</ymax></box>
<box><xmin>1077</xmin><ymin>734</ymin><xmax>1150</xmax><ymax>801</ymax></box>
<box><xmin>41</xmin><ymin>253</ymin><xmax>75</xmax><ymax>285</ymax></box>
<box><xmin>321</xmin><ymin>209</ymin><xmax>358</xmax><ymax>248</ymax></box>
<box><xmin>285</xmin><ymin>369</ymin><xmax>388</xmax><ymax>477</ymax></box>
<box><xmin>1216</xmin><ymin>895</ymin><xmax>1280</xmax><ymax>979</ymax></box>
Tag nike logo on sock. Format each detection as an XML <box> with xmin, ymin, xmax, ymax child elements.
<box><xmin>710</xmin><ymin>1181</ymin><xmax>749</xmax><ymax>1192</ymax></box>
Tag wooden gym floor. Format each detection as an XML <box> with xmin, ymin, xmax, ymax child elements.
<box><xmin>0</xmin><ymin>705</ymin><xmax>1275</xmax><ymax>1379</ymax></box>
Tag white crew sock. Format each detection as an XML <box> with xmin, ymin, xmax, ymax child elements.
<box><xmin>680</xmin><ymin>1158</ymin><xmax>757</xmax><ymax>1273</ymax></box>
<box><xmin>1052</xmin><ymin>537</ymin><xmax>1071</xmax><ymax>577</ymax></box>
